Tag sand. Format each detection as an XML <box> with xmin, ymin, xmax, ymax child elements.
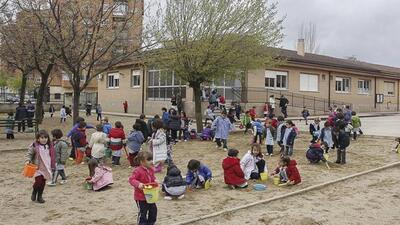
<box><xmin>0</xmin><ymin>114</ymin><xmax>399</xmax><ymax>225</ymax></box>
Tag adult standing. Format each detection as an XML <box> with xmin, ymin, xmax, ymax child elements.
<box><xmin>278</xmin><ymin>95</ymin><xmax>289</xmax><ymax>118</ymax></box>
<box><xmin>96</xmin><ymin>104</ymin><xmax>103</xmax><ymax>121</ymax></box>
<box><xmin>49</xmin><ymin>104</ymin><xmax>55</xmax><ymax>117</ymax></box>
<box><xmin>268</xmin><ymin>95</ymin><xmax>276</xmax><ymax>115</ymax></box>
<box><xmin>176</xmin><ymin>94</ymin><xmax>183</xmax><ymax>115</ymax></box>
<box><xmin>171</xmin><ymin>94</ymin><xmax>177</xmax><ymax>110</ymax></box>
<box><xmin>26</xmin><ymin>100</ymin><xmax>35</xmax><ymax>129</ymax></box>
<box><xmin>15</xmin><ymin>103</ymin><xmax>28</xmax><ymax>132</ymax></box>
<box><xmin>123</xmin><ymin>100</ymin><xmax>128</xmax><ymax>113</ymax></box>
<box><xmin>86</xmin><ymin>102</ymin><xmax>92</xmax><ymax>116</ymax></box>
<box><xmin>209</xmin><ymin>90</ymin><xmax>218</xmax><ymax>108</ymax></box>
<box><xmin>65</xmin><ymin>105</ymin><xmax>72</xmax><ymax>117</ymax></box>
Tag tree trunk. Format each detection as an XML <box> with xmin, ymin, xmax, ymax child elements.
<box><xmin>72</xmin><ymin>86</ymin><xmax>81</xmax><ymax>123</ymax></box>
<box><xmin>35</xmin><ymin>77</ymin><xmax>50</xmax><ymax>124</ymax></box>
<box><xmin>35</xmin><ymin>65</ymin><xmax>54</xmax><ymax>124</ymax></box>
<box><xmin>19</xmin><ymin>72</ymin><xmax>28</xmax><ymax>104</ymax></box>
<box><xmin>192</xmin><ymin>82</ymin><xmax>203</xmax><ymax>132</ymax></box>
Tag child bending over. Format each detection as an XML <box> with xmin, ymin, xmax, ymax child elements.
<box><xmin>87</xmin><ymin>158</ymin><xmax>113</xmax><ymax>191</ymax></box>
<box><xmin>162</xmin><ymin>164</ymin><xmax>186</xmax><ymax>200</ymax></box>
<box><xmin>271</xmin><ymin>156</ymin><xmax>301</xmax><ymax>185</ymax></box>
<box><xmin>186</xmin><ymin>159</ymin><xmax>212</xmax><ymax>189</ymax></box>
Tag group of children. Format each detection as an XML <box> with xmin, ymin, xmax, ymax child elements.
<box><xmin>23</xmin><ymin>103</ymin><xmax>364</xmax><ymax>225</ymax></box>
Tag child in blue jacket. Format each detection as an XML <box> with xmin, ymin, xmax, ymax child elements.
<box><xmin>186</xmin><ymin>159</ymin><xmax>212</xmax><ymax>189</ymax></box>
<box><xmin>282</xmin><ymin>120</ymin><xmax>297</xmax><ymax>156</ymax></box>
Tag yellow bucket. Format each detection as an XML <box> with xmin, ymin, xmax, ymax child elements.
<box><xmin>323</xmin><ymin>153</ymin><xmax>330</xmax><ymax>161</ymax></box>
<box><xmin>260</xmin><ymin>172</ymin><xmax>268</xmax><ymax>181</ymax></box>
<box><xmin>273</xmin><ymin>175</ymin><xmax>280</xmax><ymax>186</ymax></box>
<box><xmin>204</xmin><ymin>180</ymin><xmax>211</xmax><ymax>190</ymax></box>
<box><xmin>143</xmin><ymin>183</ymin><xmax>159</xmax><ymax>203</ymax></box>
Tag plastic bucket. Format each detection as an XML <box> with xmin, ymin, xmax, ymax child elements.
<box><xmin>204</xmin><ymin>180</ymin><xmax>211</xmax><ymax>190</ymax></box>
<box><xmin>23</xmin><ymin>163</ymin><xmax>37</xmax><ymax>178</ymax></box>
<box><xmin>273</xmin><ymin>175</ymin><xmax>280</xmax><ymax>186</ymax></box>
<box><xmin>260</xmin><ymin>172</ymin><xmax>268</xmax><ymax>181</ymax></box>
<box><xmin>84</xmin><ymin>181</ymin><xmax>93</xmax><ymax>190</ymax></box>
<box><xmin>105</xmin><ymin>148</ymin><xmax>112</xmax><ymax>158</ymax></box>
<box><xmin>143</xmin><ymin>183</ymin><xmax>159</xmax><ymax>203</ymax></box>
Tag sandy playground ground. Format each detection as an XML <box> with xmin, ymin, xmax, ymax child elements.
<box><xmin>0</xmin><ymin>114</ymin><xmax>399</xmax><ymax>225</ymax></box>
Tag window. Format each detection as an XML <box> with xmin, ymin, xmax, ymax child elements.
<box><xmin>147</xmin><ymin>70</ymin><xmax>186</xmax><ymax>100</ymax></box>
<box><xmin>107</xmin><ymin>73</ymin><xmax>119</xmax><ymax>89</ymax></box>
<box><xmin>205</xmin><ymin>76</ymin><xmax>242</xmax><ymax>101</ymax></box>
<box><xmin>131</xmin><ymin>70</ymin><xmax>141</xmax><ymax>87</ymax></box>
<box><xmin>113</xmin><ymin>2</ymin><xmax>128</xmax><ymax>16</ymax></box>
<box><xmin>265</xmin><ymin>70</ymin><xmax>288</xmax><ymax>89</ymax></box>
<box><xmin>384</xmin><ymin>81</ymin><xmax>395</xmax><ymax>96</ymax></box>
<box><xmin>54</xmin><ymin>93</ymin><xmax>61</xmax><ymax>100</ymax></box>
<box><xmin>358</xmin><ymin>80</ymin><xmax>370</xmax><ymax>94</ymax></box>
<box><xmin>300</xmin><ymin>73</ymin><xmax>319</xmax><ymax>92</ymax></box>
<box><xmin>335</xmin><ymin>77</ymin><xmax>350</xmax><ymax>92</ymax></box>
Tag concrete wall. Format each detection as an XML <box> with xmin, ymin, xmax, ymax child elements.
<box><xmin>98</xmin><ymin>66</ymin><xmax>145</xmax><ymax>115</ymax></box>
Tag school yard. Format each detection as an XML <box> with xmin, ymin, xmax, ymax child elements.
<box><xmin>0</xmin><ymin>114</ymin><xmax>400</xmax><ymax>225</ymax></box>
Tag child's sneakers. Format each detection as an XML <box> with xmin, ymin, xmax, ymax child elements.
<box><xmin>223</xmin><ymin>148</ymin><xmax>228</xmax><ymax>151</ymax></box>
<box><xmin>164</xmin><ymin>196</ymin><xmax>173</xmax><ymax>200</ymax></box>
<box><xmin>177</xmin><ymin>194</ymin><xmax>185</xmax><ymax>200</ymax></box>
<box><xmin>59</xmin><ymin>180</ymin><xmax>67</xmax><ymax>185</ymax></box>
<box><xmin>47</xmin><ymin>182</ymin><xmax>56</xmax><ymax>187</ymax></box>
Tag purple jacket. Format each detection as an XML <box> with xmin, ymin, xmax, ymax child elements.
<box><xmin>202</xmin><ymin>128</ymin><xmax>213</xmax><ymax>139</ymax></box>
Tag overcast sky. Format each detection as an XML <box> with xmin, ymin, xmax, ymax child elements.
<box><xmin>277</xmin><ymin>0</ymin><xmax>400</xmax><ymax>67</ymax></box>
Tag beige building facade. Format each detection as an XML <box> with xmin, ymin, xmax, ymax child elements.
<box><xmin>98</xmin><ymin>48</ymin><xmax>400</xmax><ymax>117</ymax></box>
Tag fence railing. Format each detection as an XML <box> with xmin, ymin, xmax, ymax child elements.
<box><xmin>232</xmin><ymin>87</ymin><xmax>352</xmax><ymax>113</ymax></box>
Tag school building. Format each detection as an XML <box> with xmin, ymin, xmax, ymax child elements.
<box><xmin>98</xmin><ymin>40</ymin><xmax>400</xmax><ymax>117</ymax></box>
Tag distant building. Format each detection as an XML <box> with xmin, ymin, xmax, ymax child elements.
<box><xmin>98</xmin><ymin>39</ymin><xmax>400</xmax><ymax>117</ymax></box>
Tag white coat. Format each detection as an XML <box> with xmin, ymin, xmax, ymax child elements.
<box><xmin>240</xmin><ymin>151</ymin><xmax>256</xmax><ymax>180</ymax></box>
<box><xmin>89</xmin><ymin>131</ymin><xmax>108</xmax><ymax>159</ymax></box>
<box><xmin>150</xmin><ymin>129</ymin><xmax>168</xmax><ymax>164</ymax></box>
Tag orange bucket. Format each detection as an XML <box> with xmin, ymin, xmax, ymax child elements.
<box><xmin>23</xmin><ymin>163</ymin><xmax>38</xmax><ymax>178</ymax></box>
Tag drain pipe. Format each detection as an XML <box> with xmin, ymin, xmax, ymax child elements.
<box><xmin>328</xmin><ymin>71</ymin><xmax>331</xmax><ymax>108</ymax></box>
<box><xmin>374</xmin><ymin>76</ymin><xmax>377</xmax><ymax>109</ymax></box>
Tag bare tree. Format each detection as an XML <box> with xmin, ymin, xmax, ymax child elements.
<box><xmin>0</xmin><ymin>1</ymin><xmax>56</xmax><ymax>123</ymax></box>
<box><xmin>0</xmin><ymin>10</ymin><xmax>36</xmax><ymax>104</ymax></box>
<box><xmin>151</xmin><ymin>0</ymin><xmax>284</xmax><ymax>131</ymax></box>
<box><xmin>23</xmin><ymin>0</ymin><xmax>156</xmax><ymax>122</ymax></box>
<box><xmin>298</xmin><ymin>22</ymin><xmax>320</xmax><ymax>54</ymax></box>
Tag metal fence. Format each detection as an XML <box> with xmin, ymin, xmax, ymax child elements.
<box><xmin>232</xmin><ymin>87</ymin><xmax>352</xmax><ymax>113</ymax></box>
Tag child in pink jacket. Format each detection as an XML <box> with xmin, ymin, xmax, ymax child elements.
<box><xmin>88</xmin><ymin>159</ymin><xmax>113</xmax><ymax>191</ymax></box>
<box><xmin>129</xmin><ymin>151</ymin><xmax>157</xmax><ymax>225</ymax></box>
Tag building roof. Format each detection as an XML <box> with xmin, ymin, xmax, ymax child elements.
<box><xmin>276</xmin><ymin>48</ymin><xmax>400</xmax><ymax>77</ymax></box>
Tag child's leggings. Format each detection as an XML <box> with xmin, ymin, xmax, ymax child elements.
<box><xmin>128</xmin><ymin>152</ymin><xmax>138</xmax><ymax>167</ymax></box>
<box><xmin>215</xmin><ymin>138</ymin><xmax>227</xmax><ymax>149</ymax></box>
<box><xmin>75</xmin><ymin>148</ymin><xmax>85</xmax><ymax>164</ymax></box>
<box><xmin>284</xmin><ymin>146</ymin><xmax>293</xmax><ymax>156</ymax></box>
<box><xmin>136</xmin><ymin>200</ymin><xmax>157</xmax><ymax>225</ymax></box>
<box><xmin>266</xmin><ymin>145</ymin><xmax>273</xmax><ymax>155</ymax></box>
<box><xmin>253</xmin><ymin>133</ymin><xmax>263</xmax><ymax>144</ymax></box>
<box><xmin>52</xmin><ymin>169</ymin><xmax>66</xmax><ymax>183</ymax></box>
<box><xmin>33</xmin><ymin>175</ymin><xmax>46</xmax><ymax>190</ymax></box>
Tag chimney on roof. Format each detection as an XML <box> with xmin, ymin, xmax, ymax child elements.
<box><xmin>297</xmin><ymin>39</ymin><xmax>305</xmax><ymax>56</ymax></box>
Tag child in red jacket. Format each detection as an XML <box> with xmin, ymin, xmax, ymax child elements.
<box><xmin>271</xmin><ymin>156</ymin><xmax>301</xmax><ymax>185</ymax></box>
<box><xmin>129</xmin><ymin>151</ymin><xmax>157</xmax><ymax>225</ymax></box>
<box><xmin>222</xmin><ymin>149</ymin><xmax>248</xmax><ymax>189</ymax></box>
<box><xmin>108</xmin><ymin>121</ymin><xmax>126</xmax><ymax>165</ymax></box>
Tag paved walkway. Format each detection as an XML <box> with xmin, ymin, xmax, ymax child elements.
<box><xmin>98</xmin><ymin>110</ymin><xmax>399</xmax><ymax>137</ymax></box>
